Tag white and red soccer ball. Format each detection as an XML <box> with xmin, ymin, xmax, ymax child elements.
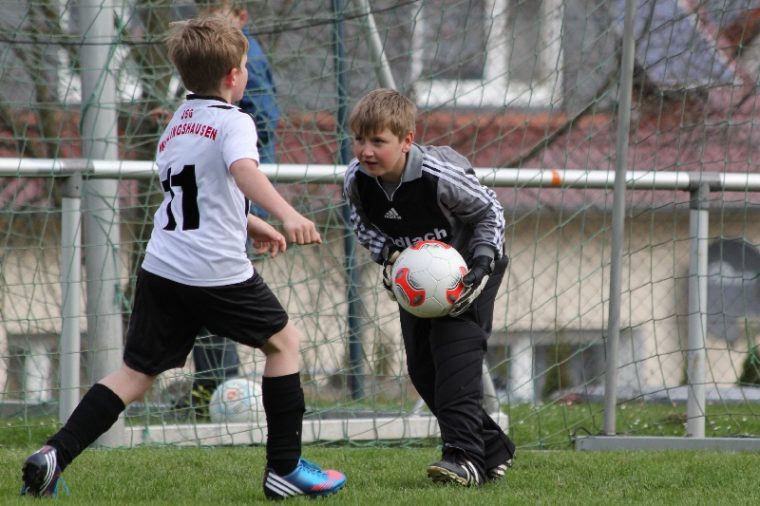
<box><xmin>390</xmin><ymin>240</ymin><xmax>467</xmax><ymax>318</ymax></box>
<box><xmin>209</xmin><ymin>378</ymin><xmax>264</xmax><ymax>423</ymax></box>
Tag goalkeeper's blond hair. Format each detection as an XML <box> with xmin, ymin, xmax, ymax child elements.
<box><xmin>349</xmin><ymin>88</ymin><xmax>417</xmax><ymax>140</ymax></box>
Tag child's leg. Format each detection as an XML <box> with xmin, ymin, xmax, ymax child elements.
<box><xmin>429</xmin><ymin>318</ymin><xmax>488</xmax><ymax>468</ymax></box>
<box><xmin>260</xmin><ymin>322</ymin><xmax>303</xmax><ymax>475</ymax></box>
<box><xmin>49</xmin><ymin>364</ymin><xmax>156</xmax><ymax>470</ymax></box>
<box><xmin>400</xmin><ymin>312</ymin><xmax>486</xmax><ymax>464</ymax></box>
<box><xmin>22</xmin><ymin>364</ymin><xmax>156</xmax><ymax>496</ymax></box>
<box><xmin>400</xmin><ymin>316</ymin><xmax>437</xmax><ymax>412</ymax></box>
<box><xmin>472</xmin><ymin>256</ymin><xmax>515</xmax><ymax>471</ymax></box>
<box><xmin>199</xmin><ymin>273</ymin><xmax>345</xmax><ymax>498</ymax></box>
<box><xmin>481</xmin><ymin>411</ymin><xmax>516</xmax><ymax>469</ymax></box>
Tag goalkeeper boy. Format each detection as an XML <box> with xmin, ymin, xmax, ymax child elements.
<box><xmin>343</xmin><ymin>88</ymin><xmax>516</xmax><ymax>486</ymax></box>
<box><xmin>20</xmin><ymin>16</ymin><xmax>345</xmax><ymax>501</ymax></box>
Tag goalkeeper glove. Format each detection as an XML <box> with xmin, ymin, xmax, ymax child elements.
<box><xmin>450</xmin><ymin>255</ymin><xmax>495</xmax><ymax>317</ymax></box>
<box><xmin>381</xmin><ymin>242</ymin><xmax>402</xmax><ymax>301</ymax></box>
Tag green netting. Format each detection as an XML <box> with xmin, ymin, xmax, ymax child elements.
<box><xmin>2</xmin><ymin>0</ymin><xmax>760</xmax><ymax>450</ymax></box>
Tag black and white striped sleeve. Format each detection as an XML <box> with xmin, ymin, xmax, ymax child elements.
<box><xmin>425</xmin><ymin>148</ymin><xmax>505</xmax><ymax>259</ymax></box>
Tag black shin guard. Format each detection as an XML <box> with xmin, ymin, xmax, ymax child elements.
<box><xmin>262</xmin><ymin>373</ymin><xmax>304</xmax><ymax>475</ymax></box>
<box><xmin>47</xmin><ymin>383</ymin><xmax>125</xmax><ymax>471</ymax></box>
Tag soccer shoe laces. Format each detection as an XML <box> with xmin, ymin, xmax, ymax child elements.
<box><xmin>297</xmin><ymin>457</ymin><xmax>324</xmax><ymax>474</ymax></box>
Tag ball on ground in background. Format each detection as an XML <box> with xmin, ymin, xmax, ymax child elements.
<box><xmin>391</xmin><ymin>240</ymin><xmax>467</xmax><ymax>318</ymax></box>
<box><xmin>209</xmin><ymin>377</ymin><xmax>264</xmax><ymax>423</ymax></box>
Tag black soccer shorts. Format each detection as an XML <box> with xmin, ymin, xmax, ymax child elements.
<box><xmin>123</xmin><ymin>268</ymin><xmax>289</xmax><ymax>376</ymax></box>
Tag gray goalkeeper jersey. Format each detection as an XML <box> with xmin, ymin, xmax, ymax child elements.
<box><xmin>343</xmin><ymin>143</ymin><xmax>505</xmax><ymax>265</ymax></box>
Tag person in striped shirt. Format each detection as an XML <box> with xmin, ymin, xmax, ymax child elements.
<box><xmin>343</xmin><ymin>88</ymin><xmax>516</xmax><ymax>487</ymax></box>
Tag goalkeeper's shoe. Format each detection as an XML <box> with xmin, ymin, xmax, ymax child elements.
<box><xmin>20</xmin><ymin>445</ymin><xmax>68</xmax><ymax>497</ymax></box>
<box><xmin>263</xmin><ymin>457</ymin><xmax>346</xmax><ymax>500</ymax></box>
<box><xmin>426</xmin><ymin>449</ymin><xmax>483</xmax><ymax>487</ymax></box>
<box><xmin>486</xmin><ymin>457</ymin><xmax>514</xmax><ymax>482</ymax></box>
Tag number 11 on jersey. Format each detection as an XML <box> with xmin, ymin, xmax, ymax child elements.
<box><xmin>161</xmin><ymin>164</ymin><xmax>200</xmax><ymax>231</ymax></box>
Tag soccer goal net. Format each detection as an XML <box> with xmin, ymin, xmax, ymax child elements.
<box><xmin>2</xmin><ymin>0</ymin><xmax>760</xmax><ymax>451</ymax></box>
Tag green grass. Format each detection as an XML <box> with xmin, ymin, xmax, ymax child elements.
<box><xmin>505</xmin><ymin>401</ymin><xmax>760</xmax><ymax>449</ymax></box>
<box><xmin>2</xmin><ymin>446</ymin><xmax>760</xmax><ymax>505</ymax></box>
<box><xmin>3</xmin><ymin>402</ymin><xmax>760</xmax><ymax>504</ymax></box>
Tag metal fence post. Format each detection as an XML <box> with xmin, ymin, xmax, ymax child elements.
<box><xmin>603</xmin><ymin>0</ymin><xmax>637</xmax><ymax>436</ymax></box>
<box><xmin>687</xmin><ymin>180</ymin><xmax>714</xmax><ymax>438</ymax></box>
<box><xmin>60</xmin><ymin>173</ymin><xmax>82</xmax><ymax>422</ymax></box>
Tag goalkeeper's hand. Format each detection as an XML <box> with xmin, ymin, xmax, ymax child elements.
<box><xmin>450</xmin><ymin>255</ymin><xmax>495</xmax><ymax>317</ymax></box>
<box><xmin>381</xmin><ymin>242</ymin><xmax>401</xmax><ymax>301</ymax></box>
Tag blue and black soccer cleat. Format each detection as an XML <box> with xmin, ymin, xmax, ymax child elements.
<box><xmin>263</xmin><ymin>457</ymin><xmax>346</xmax><ymax>500</ymax></box>
<box><xmin>20</xmin><ymin>445</ymin><xmax>68</xmax><ymax>497</ymax></box>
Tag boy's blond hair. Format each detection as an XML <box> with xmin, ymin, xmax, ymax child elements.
<box><xmin>167</xmin><ymin>16</ymin><xmax>248</xmax><ymax>95</ymax></box>
<box><xmin>349</xmin><ymin>88</ymin><xmax>416</xmax><ymax>140</ymax></box>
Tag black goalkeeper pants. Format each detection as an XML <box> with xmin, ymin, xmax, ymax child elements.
<box><xmin>399</xmin><ymin>255</ymin><xmax>514</xmax><ymax>475</ymax></box>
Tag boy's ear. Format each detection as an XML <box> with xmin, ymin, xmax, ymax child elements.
<box><xmin>401</xmin><ymin>130</ymin><xmax>414</xmax><ymax>152</ymax></box>
<box><xmin>223</xmin><ymin>66</ymin><xmax>240</xmax><ymax>89</ymax></box>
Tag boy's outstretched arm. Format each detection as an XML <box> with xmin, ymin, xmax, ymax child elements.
<box><xmin>231</xmin><ymin>158</ymin><xmax>322</xmax><ymax>245</ymax></box>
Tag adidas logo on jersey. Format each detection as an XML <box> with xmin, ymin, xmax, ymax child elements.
<box><xmin>384</xmin><ymin>208</ymin><xmax>402</xmax><ymax>220</ymax></box>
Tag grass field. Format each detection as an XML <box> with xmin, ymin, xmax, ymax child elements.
<box><xmin>3</xmin><ymin>401</ymin><xmax>760</xmax><ymax>504</ymax></box>
<box><xmin>2</xmin><ymin>446</ymin><xmax>760</xmax><ymax>505</ymax></box>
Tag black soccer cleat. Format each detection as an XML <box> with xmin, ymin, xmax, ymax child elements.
<box><xmin>486</xmin><ymin>457</ymin><xmax>514</xmax><ymax>482</ymax></box>
<box><xmin>20</xmin><ymin>445</ymin><xmax>67</xmax><ymax>497</ymax></box>
<box><xmin>426</xmin><ymin>450</ymin><xmax>483</xmax><ymax>487</ymax></box>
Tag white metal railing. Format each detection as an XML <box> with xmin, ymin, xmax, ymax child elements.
<box><xmin>3</xmin><ymin>158</ymin><xmax>760</xmax><ymax>448</ymax></box>
<box><xmin>4</xmin><ymin>158</ymin><xmax>760</xmax><ymax>190</ymax></box>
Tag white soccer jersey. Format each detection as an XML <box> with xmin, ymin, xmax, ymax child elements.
<box><xmin>142</xmin><ymin>95</ymin><xmax>260</xmax><ymax>287</ymax></box>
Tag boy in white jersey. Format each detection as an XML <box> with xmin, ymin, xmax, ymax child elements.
<box><xmin>20</xmin><ymin>16</ymin><xmax>345</xmax><ymax>501</ymax></box>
